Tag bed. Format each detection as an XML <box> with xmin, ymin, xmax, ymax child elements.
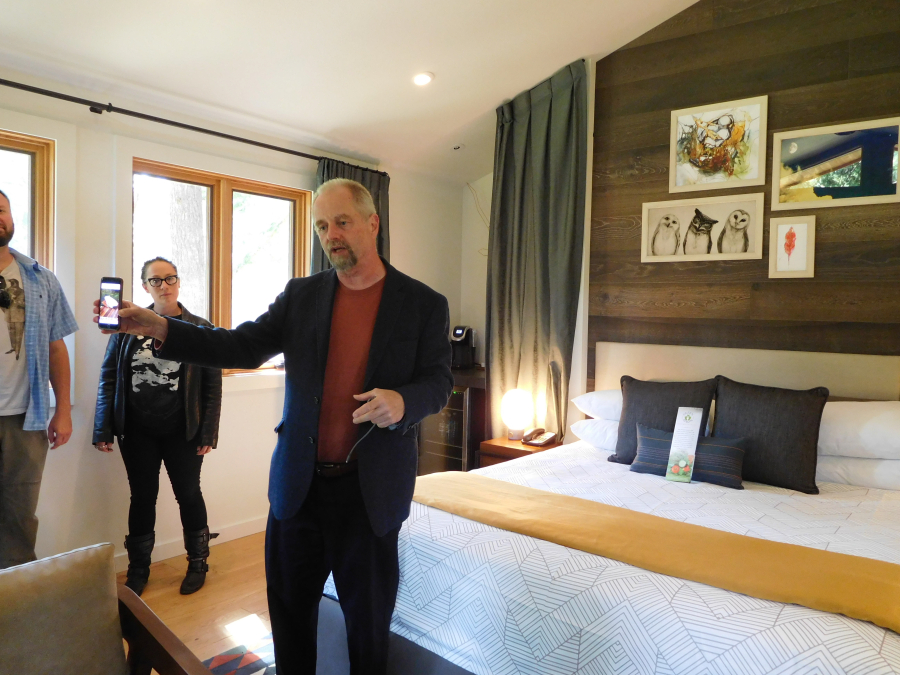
<box><xmin>391</xmin><ymin>442</ymin><xmax>900</xmax><ymax>674</ymax></box>
<box><xmin>385</xmin><ymin>343</ymin><xmax>900</xmax><ymax>675</ymax></box>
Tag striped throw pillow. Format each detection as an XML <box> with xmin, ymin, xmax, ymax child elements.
<box><xmin>631</xmin><ymin>424</ymin><xmax>748</xmax><ymax>490</ymax></box>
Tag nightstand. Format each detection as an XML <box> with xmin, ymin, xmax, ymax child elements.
<box><xmin>478</xmin><ymin>436</ymin><xmax>562</xmax><ymax>468</ymax></box>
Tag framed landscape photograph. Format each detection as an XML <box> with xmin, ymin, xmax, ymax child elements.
<box><xmin>642</xmin><ymin>193</ymin><xmax>765</xmax><ymax>263</ymax></box>
<box><xmin>669</xmin><ymin>95</ymin><xmax>768</xmax><ymax>193</ymax></box>
<box><xmin>772</xmin><ymin>117</ymin><xmax>900</xmax><ymax>210</ymax></box>
<box><xmin>769</xmin><ymin>215</ymin><xmax>815</xmax><ymax>278</ymax></box>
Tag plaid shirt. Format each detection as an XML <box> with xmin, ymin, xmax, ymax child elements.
<box><xmin>9</xmin><ymin>248</ymin><xmax>78</xmax><ymax>430</ymax></box>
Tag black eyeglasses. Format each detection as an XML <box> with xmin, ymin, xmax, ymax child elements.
<box><xmin>0</xmin><ymin>275</ymin><xmax>7</xmax><ymax>309</ymax></box>
<box><xmin>146</xmin><ymin>275</ymin><xmax>179</xmax><ymax>287</ymax></box>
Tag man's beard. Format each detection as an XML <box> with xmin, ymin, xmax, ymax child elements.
<box><xmin>326</xmin><ymin>243</ymin><xmax>358</xmax><ymax>271</ymax></box>
<box><xmin>0</xmin><ymin>223</ymin><xmax>13</xmax><ymax>248</ymax></box>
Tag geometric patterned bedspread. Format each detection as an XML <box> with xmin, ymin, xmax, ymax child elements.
<box><xmin>387</xmin><ymin>441</ymin><xmax>900</xmax><ymax>675</ymax></box>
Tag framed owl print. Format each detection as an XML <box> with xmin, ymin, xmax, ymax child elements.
<box><xmin>641</xmin><ymin>193</ymin><xmax>765</xmax><ymax>263</ymax></box>
<box><xmin>669</xmin><ymin>95</ymin><xmax>768</xmax><ymax>193</ymax></box>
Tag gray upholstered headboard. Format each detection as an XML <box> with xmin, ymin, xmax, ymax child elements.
<box><xmin>594</xmin><ymin>342</ymin><xmax>900</xmax><ymax>401</ymax></box>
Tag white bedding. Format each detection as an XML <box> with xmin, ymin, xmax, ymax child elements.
<box><xmin>817</xmin><ymin>455</ymin><xmax>900</xmax><ymax>493</ymax></box>
<box><xmin>390</xmin><ymin>441</ymin><xmax>900</xmax><ymax>675</ymax></box>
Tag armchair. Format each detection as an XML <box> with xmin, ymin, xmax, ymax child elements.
<box><xmin>0</xmin><ymin>543</ymin><xmax>209</xmax><ymax>675</ymax></box>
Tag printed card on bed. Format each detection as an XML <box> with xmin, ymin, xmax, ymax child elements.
<box><xmin>666</xmin><ymin>407</ymin><xmax>703</xmax><ymax>482</ymax></box>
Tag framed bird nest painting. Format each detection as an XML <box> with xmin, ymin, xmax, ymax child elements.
<box><xmin>769</xmin><ymin>215</ymin><xmax>815</xmax><ymax>278</ymax></box>
<box><xmin>641</xmin><ymin>193</ymin><xmax>765</xmax><ymax>263</ymax></box>
<box><xmin>771</xmin><ymin>117</ymin><xmax>900</xmax><ymax>210</ymax></box>
<box><xmin>669</xmin><ymin>95</ymin><xmax>768</xmax><ymax>193</ymax></box>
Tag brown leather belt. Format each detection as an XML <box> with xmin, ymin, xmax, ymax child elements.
<box><xmin>315</xmin><ymin>461</ymin><xmax>358</xmax><ymax>478</ymax></box>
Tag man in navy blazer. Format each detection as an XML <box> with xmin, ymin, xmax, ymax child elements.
<box><xmin>97</xmin><ymin>179</ymin><xmax>453</xmax><ymax>674</ymax></box>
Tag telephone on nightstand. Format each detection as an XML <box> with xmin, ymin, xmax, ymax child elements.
<box><xmin>522</xmin><ymin>428</ymin><xmax>557</xmax><ymax>446</ymax></box>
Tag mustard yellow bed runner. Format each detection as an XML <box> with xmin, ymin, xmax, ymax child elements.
<box><xmin>413</xmin><ymin>471</ymin><xmax>900</xmax><ymax>633</ymax></box>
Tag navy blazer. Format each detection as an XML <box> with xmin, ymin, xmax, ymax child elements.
<box><xmin>154</xmin><ymin>262</ymin><xmax>453</xmax><ymax>536</ymax></box>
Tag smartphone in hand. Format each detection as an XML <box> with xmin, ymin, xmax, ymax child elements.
<box><xmin>98</xmin><ymin>277</ymin><xmax>123</xmax><ymax>330</ymax></box>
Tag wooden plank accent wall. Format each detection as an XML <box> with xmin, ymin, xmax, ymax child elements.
<box><xmin>588</xmin><ymin>0</ymin><xmax>900</xmax><ymax>390</ymax></box>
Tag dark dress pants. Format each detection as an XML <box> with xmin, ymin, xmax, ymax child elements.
<box><xmin>265</xmin><ymin>470</ymin><xmax>401</xmax><ymax>675</ymax></box>
<box><xmin>119</xmin><ymin>421</ymin><xmax>208</xmax><ymax>535</ymax></box>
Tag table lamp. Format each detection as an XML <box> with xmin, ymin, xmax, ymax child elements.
<box><xmin>501</xmin><ymin>389</ymin><xmax>534</xmax><ymax>440</ymax></box>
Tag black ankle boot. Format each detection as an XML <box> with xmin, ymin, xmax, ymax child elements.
<box><xmin>180</xmin><ymin>527</ymin><xmax>217</xmax><ymax>595</ymax></box>
<box><xmin>124</xmin><ymin>532</ymin><xmax>155</xmax><ymax>596</ymax></box>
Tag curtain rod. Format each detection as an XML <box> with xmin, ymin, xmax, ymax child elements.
<box><xmin>0</xmin><ymin>76</ymin><xmax>382</xmax><ymax>168</ymax></box>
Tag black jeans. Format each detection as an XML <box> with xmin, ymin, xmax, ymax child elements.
<box><xmin>265</xmin><ymin>471</ymin><xmax>401</xmax><ymax>675</ymax></box>
<box><xmin>119</xmin><ymin>422</ymin><xmax>207</xmax><ymax>536</ymax></box>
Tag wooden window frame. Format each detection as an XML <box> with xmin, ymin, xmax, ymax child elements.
<box><xmin>0</xmin><ymin>129</ymin><xmax>55</xmax><ymax>269</ymax></box>
<box><xmin>132</xmin><ymin>158</ymin><xmax>311</xmax><ymax>375</ymax></box>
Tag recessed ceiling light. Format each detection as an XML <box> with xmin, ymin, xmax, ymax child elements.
<box><xmin>413</xmin><ymin>72</ymin><xmax>434</xmax><ymax>86</ymax></box>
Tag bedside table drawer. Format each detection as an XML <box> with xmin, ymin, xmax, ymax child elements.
<box><xmin>477</xmin><ymin>453</ymin><xmax>510</xmax><ymax>468</ymax></box>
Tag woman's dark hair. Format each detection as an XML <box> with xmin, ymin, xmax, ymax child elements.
<box><xmin>140</xmin><ymin>256</ymin><xmax>178</xmax><ymax>282</ymax></box>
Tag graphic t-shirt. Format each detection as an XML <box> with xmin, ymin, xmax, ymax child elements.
<box><xmin>128</xmin><ymin>331</ymin><xmax>184</xmax><ymax>432</ymax></box>
<box><xmin>0</xmin><ymin>259</ymin><xmax>29</xmax><ymax>415</ymax></box>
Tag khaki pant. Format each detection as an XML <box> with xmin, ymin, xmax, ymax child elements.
<box><xmin>0</xmin><ymin>413</ymin><xmax>49</xmax><ymax>568</ymax></box>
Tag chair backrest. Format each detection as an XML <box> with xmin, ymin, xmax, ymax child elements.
<box><xmin>0</xmin><ymin>543</ymin><xmax>128</xmax><ymax>675</ymax></box>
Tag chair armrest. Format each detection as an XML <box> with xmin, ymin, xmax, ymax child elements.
<box><xmin>117</xmin><ymin>584</ymin><xmax>210</xmax><ymax>675</ymax></box>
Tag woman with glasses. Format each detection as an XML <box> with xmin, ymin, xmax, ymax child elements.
<box><xmin>92</xmin><ymin>256</ymin><xmax>222</xmax><ymax>596</ymax></box>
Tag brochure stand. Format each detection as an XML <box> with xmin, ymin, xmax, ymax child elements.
<box><xmin>666</xmin><ymin>407</ymin><xmax>703</xmax><ymax>483</ymax></box>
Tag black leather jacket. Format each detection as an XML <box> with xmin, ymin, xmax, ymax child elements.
<box><xmin>92</xmin><ymin>304</ymin><xmax>222</xmax><ymax>447</ymax></box>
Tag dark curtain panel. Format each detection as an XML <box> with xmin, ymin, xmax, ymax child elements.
<box><xmin>312</xmin><ymin>159</ymin><xmax>391</xmax><ymax>273</ymax></box>
<box><xmin>486</xmin><ymin>60</ymin><xmax>588</xmax><ymax>438</ymax></box>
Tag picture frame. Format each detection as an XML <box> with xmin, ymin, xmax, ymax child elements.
<box><xmin>771</xmin><ymin>117</ymin><xmax>900</xmax><ymax>211</ymax></box>
<box><xmin>669</xmin><ymin>95</ymin><xmax>768</xmax><ymax>193</ymax></box>
<box><xmin>769</xmin><ymin>215</ymin><xmax>815</xmax><ymax>278</ymax></box>
<box><xmin>642</xmin><ymin>193</ymin><xmax>765</xmax><ymax>263</ymax></box>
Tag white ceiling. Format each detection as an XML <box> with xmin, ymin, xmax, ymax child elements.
<box><xmin>0</xmin><ymin>0</ymin><xmax>694</xmax><ymax>183</ymax></box>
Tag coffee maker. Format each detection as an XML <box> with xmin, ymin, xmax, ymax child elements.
<box><xmin>450</xmin><ymin>326</ymin><xmax>476</xmax><ymax>369</ymax></box>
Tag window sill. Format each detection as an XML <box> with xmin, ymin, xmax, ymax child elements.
<box><xmin>222</xmin><ymin>369</ymin><xmax>286</xmax><ymax>393</ymax></box>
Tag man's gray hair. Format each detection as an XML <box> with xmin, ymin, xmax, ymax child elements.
<box><xmin>314</xmin><ymin>178</ymin><xmax>376</xmax><ymax>218</ymax></box>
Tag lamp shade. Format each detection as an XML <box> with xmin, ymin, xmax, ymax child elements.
<box><xmin>501</xmin><ymin>389</ymin><xmax>534</xmax><ymax>435</ymax></box>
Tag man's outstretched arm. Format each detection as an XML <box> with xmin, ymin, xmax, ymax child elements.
<box><xmin>92</xmin><ymin>285</ymin><xmax>292</xmax><ymax>371</ymax></box>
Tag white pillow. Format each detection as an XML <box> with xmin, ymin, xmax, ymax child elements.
<box><xmin>570</xmin><ymin>418</ymin><xmax>619</xmax><ymax>452</ymax></box>
<box><xmin>816</xmin><ymin>455</ymin><xmax>900</xmax><ymax>491</ymax></box>
<box><xmin>818</xmin><ymin>401</ymin><xmax>900</xmax><ymax>460</ymax></box>
<box><xmin>571</xmin><ymin>389</ymin><xmax>623</xmax><ymax>421</ymax></box>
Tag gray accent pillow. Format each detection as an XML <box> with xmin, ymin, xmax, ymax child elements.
<box><xmin>712</xmin><ymin>376</ymin><xmax>828</xmax><ymax>494</ymax></box>
<box><xmin>631</xmin><ymin>424</ymin><xmax>748</xmax><ymax>490</ymax></box>
<box><xmin>609</xmin><ymin>376</ymin><xmax>717</xmax><ymax>465</ymax></box>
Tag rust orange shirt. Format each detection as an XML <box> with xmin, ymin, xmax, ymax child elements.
<box><xmin>316</xmin><ymin>277</ymin><xmax>385</xmax><ymax>463</ymax></box>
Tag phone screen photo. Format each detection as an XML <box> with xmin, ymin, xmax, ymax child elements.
<box><xmin>98</xmin><ymin>277</ymin><xmax>123</xmax><ymax>330</ymax></box>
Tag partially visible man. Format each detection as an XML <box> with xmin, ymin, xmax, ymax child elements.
<box><xmin>94</xmin><ymin>178</ymin><xmax>453</xmax><ymax>674</ymax></box>
<box><xmin>0</xmin><ymin>188</ymin><xmax>78</xmax><ymax>568</ymax></box>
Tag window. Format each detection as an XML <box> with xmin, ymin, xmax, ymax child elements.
<box><xmin>132</xmin><ymin>174</ymin><xmax>211</xmax><ymax>315</ymax></box>
<box><xmin>231</xmin><ymin>191</ymin><xmax>294</xmax><ymax>328</ymax></box>
<box><xmin>132</xmin><ymin>159</ymin><xmax>311</xmax><ymax>371</ymax></box>
<box><xmin>0</xmin><ymin>129</ymin><xmax>55</xmax><ymax>268</ymax></box>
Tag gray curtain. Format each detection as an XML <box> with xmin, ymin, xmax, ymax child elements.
<box><xmin>312</xmin><ymin>159</ymin><xmax>391</xmax><ymax>273</ymax></box>
<box><xmin>486</xmin><ymin>60</ymin><xmax>588</xmax><ymax>438</ymax></box>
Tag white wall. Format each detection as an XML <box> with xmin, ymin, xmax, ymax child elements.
<box><xmin>460</xmin><ymin>174</ymin><xmax>492</xmax><ymax>365</ymax></box>
<box><xmin>386</xmin><ymin>166</ymin><xmax>463</xmax><ymax>327</ymax></box>
<box><xmin>0</xmin><ymin>68</ymin><xmax>466</xmax><ymax>569</ymax></box>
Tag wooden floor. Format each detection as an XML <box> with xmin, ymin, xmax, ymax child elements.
<box><xmin>118</xmin><ymin>531</ymin><xmax>272</xmax><ymax>662</ymax></box>
<box><xmin>124</xmin><ymin>532</ymin><xmax>474</xmax><ymax>675</ymax></box>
